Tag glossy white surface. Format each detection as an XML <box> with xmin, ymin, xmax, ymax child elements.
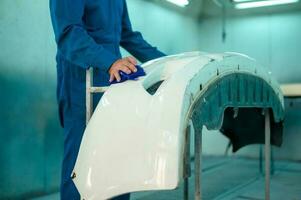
<box><xmin>72</xmin><ymin>52</ymin><xmax>284</xmax><ymax>200</ymax></box>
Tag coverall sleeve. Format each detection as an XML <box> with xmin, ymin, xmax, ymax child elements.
<box><xmin>50</xmin><ymin>0</ymin><xmax>118</xmax><ymax>70</ymax></box>
<box><xmin>120</xmin><ymin>1</ymin><xmax>166</xmax><ymax>63</ymax></box>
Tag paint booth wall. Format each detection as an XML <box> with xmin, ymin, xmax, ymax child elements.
<box><xmin>0</xmin><ymin>0</ymin><xmax>300</xmax><ymax>198</ymax></box>
<box><xmin>126</xmin><ymin>2</ymin><xmax>301</xmax><ymax>159</ymax></box>
<box><xmin>0</xmin><ymin>1</ymin><xmax>60</xmax><ymax>199</ymax></box>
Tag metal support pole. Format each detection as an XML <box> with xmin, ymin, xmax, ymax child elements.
<box><xmin>183</xmin><ymin>124</ymin><xmax>191</xmax><ymax>200</ymax></box>
<box><xmin>83</xmin><ymin>68</ymin><xmax>108</xmax><ymax>200</ymax></box>
<box><xmin>184</xmin><ymin>172</ymin><xmax>189</xmax><ymax>200</ymax></box>
<box><xmin>195</xmin><ymin>127</ymin><xmax>202</xmax><ymax>200</ymax></box>
<box><xmin>265</xmin><ymin>109</ymin><xmax>271</xmax><ymax>200</ymax></box>
<box><xmin>86</xmin><ymin>68</ymin><xmax>93</xmax><ymax>125</ymax></box>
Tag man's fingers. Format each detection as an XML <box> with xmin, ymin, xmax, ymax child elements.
<box><xmin>114</xmin><ymin>71</ymin><xmax>121</xmax><ymax>82</ymax></box>
<box><xmin>127</xmin><ymin>57</ymin><xmax>137</xmax><ymax>65</ymax></box>
<box><xmin>121</xmin><ymin>65</ymin><xmax>131</xmax><ymax>74</ymax></box>
<box><xmin>109</xmin><ymin>73</ymin><xmax>115</xmax><ymax>82</ymax></box>
<box><xmin>124</xmin><ymin>61</ymin><xmax>137</xmax><ymax>72</ymax></box>
<box><xmin>108</xmin><ymin>57</ymin><xmax>139</xmax><ymax>82</ymax></box>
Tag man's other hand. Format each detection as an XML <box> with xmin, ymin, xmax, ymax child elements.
<box><xmin>109</xmin><ymin>56</ymin><xmax>137</xmax><ymax>82</ymax></box>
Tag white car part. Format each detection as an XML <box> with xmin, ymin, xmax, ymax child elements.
<box><xmin>72</xmin><ymin>52</ymin><xmax>284</xmax><ymax>200</ymax></box>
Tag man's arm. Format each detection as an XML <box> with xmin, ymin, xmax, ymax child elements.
<box><xmin>50</xmin><ymin>0</ymin><xmax>118</xmax><ymax>71</ymax></box>
<box><xmin>120</xmin><ymin>0</ymin><xmax>166</xmax><ymax>63</ymax></box>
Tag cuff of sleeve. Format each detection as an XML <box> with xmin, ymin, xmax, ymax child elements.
<box><xmin>89</xmin><ymin>49</ymin><xmax>119</xmax><ymax>72</ymax></box>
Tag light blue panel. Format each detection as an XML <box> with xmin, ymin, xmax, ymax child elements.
<box><xmin>127</xmin><ymin>2</ymin><xmax>301</xmax><ymax>159</ymax></box>
<box><xmin>0</xmin><ymin>0</ymin><xmax>62</xmax><ymax>199</ymax></box>
<box><xmin>0</xmin><ymin>75</ymin><xmax>41</xmax><ymax>197</ymax></box>
<box><xmin>193</xmin><ymin>11</ymin><xmax>301</xmax><ymax>159</ymax></box>
<box><xmin>125</xmin><ymin>0</ymin><xmax>203</xmax><ymax>54</ymax></box>
<box><xmin>197</xmin><ymin>11</ymin><xmax>301</xmax><ymax>83</ymax></box>
<box><xmin>270</xmin><ymin>13</ymin><xmax>301</xmax><ymax>82</ymax></box>
<box><xmin>0</xmin><ymin>74</ymin><xmax>63</xmax><ymax>199</ymax></box>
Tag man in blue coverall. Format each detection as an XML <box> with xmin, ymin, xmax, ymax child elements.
<box><xmin>49</xmin><ymin>0</ymin><xmax>166</xmax><ymax>199</ymax></box>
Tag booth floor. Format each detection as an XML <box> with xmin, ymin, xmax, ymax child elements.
<box><xmin>32</xmin><ymin>156</ymin><xmax>301</xmax><ymax>200</ymax></box>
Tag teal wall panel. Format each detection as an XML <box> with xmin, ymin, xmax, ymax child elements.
<box><xmin>0</xmin><ymin>0</ymin><xmax>62</xmax><ymax>198</ymax></box>
<box><xmin>0</xmin><ymin>73</ymin><xmax>63</xmax><ymax>199</ymax></box>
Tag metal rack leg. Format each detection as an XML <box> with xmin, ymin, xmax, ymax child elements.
<box><xmin>265</xmin><ymin>109</ymin><xmax>271</xmax><ymax>200</ymax></box>
<box><xmin>259</xmin><ymin>144</ymin><xmax>274</xmax><ymax>176</ymax></box>
<box><xmin>184</xmin><ymin>124</ymin><xmax>191</xmax><ymax>200</ymax></box>
<box><xmin>86</xmin><ymin>68</ymin><xmax>93</xmax><ymax>125</ymax></box>
<box><xmin>184</xmin><ymin>177</ymin><xmax>189</xmax><ymax>200</ymax></box>
<box><xmin>195</xmin><ymin>127</ymin><xmax>202</xmax><ymax>200</ymax></box>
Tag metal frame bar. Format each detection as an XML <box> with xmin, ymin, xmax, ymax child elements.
<box><xmin>84</xmin><ymin>68</ymin><xmax>108</xmax><ymax>200</ymax></box>
<box><xmin>86</xmin><ymin>68</ymin><xmax>109</xmax><ymax>125</ymax></box>
<box><xmin>194</xmin><ymin>127</ymin><xmax>202</xmax><ymax>200</ymax></box>
<box><xmin>86</xmin><ymin>68</ymin><xmax>93</xmax><ymax>125</ymax></box>
<box><xmin>259</xmin><ymin>148</ymin><xmax>275</xmax><ymax>175</ymax></box>
<box><xmin>258</xmin><ymin>109</ymin><xmax>272</xmax><ymax>200</ymax></box>
<box><xmin>183</xmin><ymin>122</ymin><xmax>203</xmax><ymax>200</ymax></box>
<box><xmin>265</xmin><ymin>109</ymin><xmax>271</xmax><ymax>200</ymax></box>
<box><xmin>184</xmin><ymin>109</ymin><xmax>271</xmax><ymax>200</ymax></box>
<box><xmin>183</xmin><ymin>124</ymin><xmax>191</xmax><ymax>200</ymax></box>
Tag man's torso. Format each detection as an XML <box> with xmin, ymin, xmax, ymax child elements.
<box><xmin>56</xmin><ymin>0</ymin><xmax>126</xmax><ymax>124</ymax></box>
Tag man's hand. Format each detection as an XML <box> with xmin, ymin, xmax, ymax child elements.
<box><xmin>109</xmin><ymin>56</ymin><xmax>137</xmax><ymax>82</ymax></box>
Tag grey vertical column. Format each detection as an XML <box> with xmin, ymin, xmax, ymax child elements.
<box><xmin>194</xmin><ymin>126</ymin><xmax>202</xmax><ymax>200</ymax></box>
<box><xmin>183</xmin><ymin>124</ymin><xmax>191</xmax><ymax>200</ymax></box>
<box><xmin>86</xmin><ymin>68</ymin><xmax>93</xmax><ymax>125</ymax></box>
<box><xmin>265</xmin><ymin>109</ymin><xmax>271</xmax><ymax>200</ymax></box>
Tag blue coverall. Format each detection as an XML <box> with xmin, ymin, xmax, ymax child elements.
<box><xmin>49</xmin><ymin>0</ymin><xmax>166</xmax><ymax>199</ymax></box>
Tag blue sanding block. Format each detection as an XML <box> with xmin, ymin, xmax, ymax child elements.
<box><xmin>111</xmin><ymin>65</ymin><xmax>146</xmax><ymax>84</ymax></box>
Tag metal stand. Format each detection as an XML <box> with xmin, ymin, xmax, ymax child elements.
<box><xmin>85</xmin><ymin>68</ymin><xmax>108</xmax><ymax>125</ymax></box>
<box><xmin>183</xmin><ymin>121</ymin><xmax>203</xmax><ymax>200</ymax></box>
<box><xmin>183</xmin><ymin>124</ymin><xmax>191</xmax><ymax>200</ymax></box>
<box><xmin>194</xmin><ymin>127</ymin><xmax>202</xmax><ymax>200</ymax></box>
<box><xmin>265</xmin><ymin>109</ymin><xmax>271</xmax><ymax>200</ymax></box>
<box><xmin>259</xmin><ymin>109</ymin><xmax>272</xmax><ymax>200</ymax></box>
<box><xmin>83</xmin><ymin>68</ymin><xmax>109</xmax><ymax>200</ymax></box>
<box><xmin>259</xmin><ymin>146</ymin><xmax>274</xmax><ymax>175</ymax></box>
<box><xmin>86</xmin><ymin>68</ymin><xmax>93</xmax><ymax>125</ymax></box>
<box><xmin>184</xmin><ymin>109</ymin><xmax>271</xmax><ymax>200</ymax></box>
